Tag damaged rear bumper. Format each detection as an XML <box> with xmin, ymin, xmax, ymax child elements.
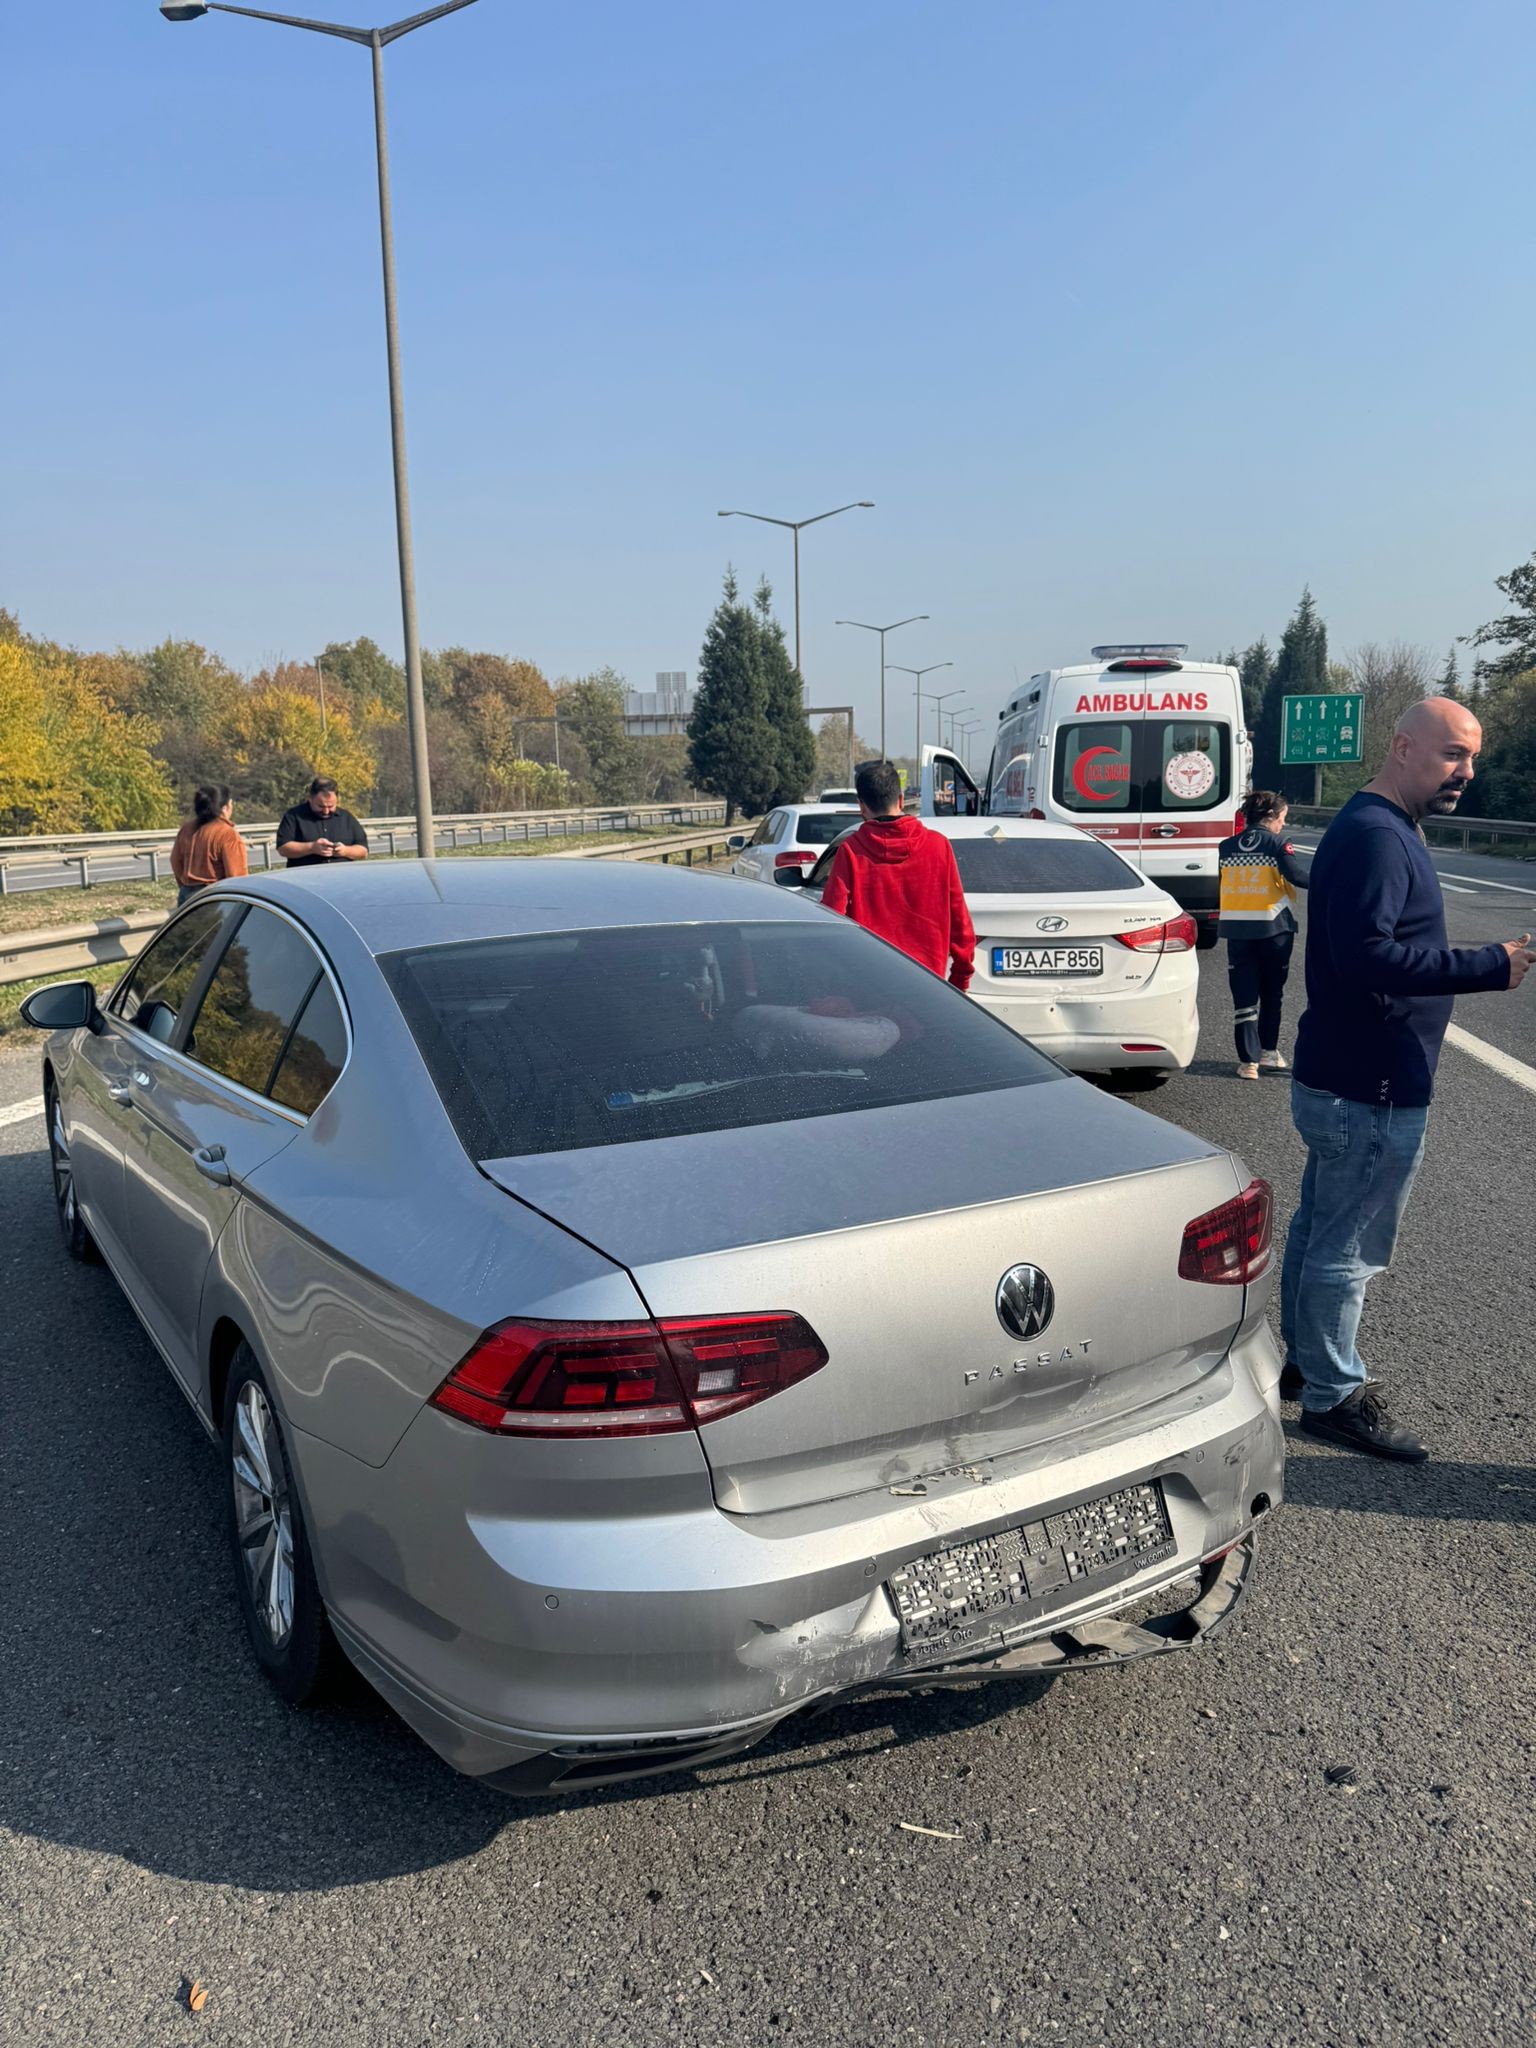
<box><xmin>478</xmin><ymin>1536</ymin><xmax>1256</xmax><ymax>1795</ymax></box>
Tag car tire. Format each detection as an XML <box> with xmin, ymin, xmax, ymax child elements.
<box><xmin>46</xmin><ymin>1079</ymin><xmax>99</xmax><ymax>1264</ymax></box>
<box><xmin>223</xmin><ymin>1344</ymin><xmax>339</xmax><ymax>1706</ymax></box>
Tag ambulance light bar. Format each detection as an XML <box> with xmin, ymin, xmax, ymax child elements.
<box><xmin>1090</xmin><ymin>644</ymin><xmax>1188</xmax><ymax>661</ymax></box>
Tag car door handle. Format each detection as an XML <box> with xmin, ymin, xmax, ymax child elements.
<box><xmin>1152</xmin><ymin>825</ymin><xmax>1178</xmax><ymax>839</ymax></box>
<box><xmin>193</xmin><ymin>1144</ymin><xmax>233</xmax><ymax>1186</ymax></box>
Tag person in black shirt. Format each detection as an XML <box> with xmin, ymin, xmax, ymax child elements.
<box><xmin>277</xmin><ymin>779</ymin><xmax>370</xmax><ymax>869</ymax></box>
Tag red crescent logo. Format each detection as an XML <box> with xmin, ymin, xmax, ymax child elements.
<box><xmin>1071</xmin><ymin>744</ymin><xmax>1120</xmax><ymax>803</ymax></box>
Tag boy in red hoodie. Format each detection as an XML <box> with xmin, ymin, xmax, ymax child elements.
<box><xmin>820</xmin><ymin>759</ymin><xmax>975</xmax><ymax>990</ymax></box>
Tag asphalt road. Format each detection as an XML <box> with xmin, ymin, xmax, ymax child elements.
<box><xmin>2</xmin><ymin>887</ymin><xmax>1533</xmax><ymax>2048</ymax></box>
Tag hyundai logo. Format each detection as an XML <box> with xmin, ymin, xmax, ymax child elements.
<box><xmin>1035</xmin><ymin>915</ymin><xmax>1068</xmax><ymax>933</ymax></box>
<box><xmin>995</xmin><ymin>1264</ymin><xmax>1055</xmax><ymax>1341</ymax></box>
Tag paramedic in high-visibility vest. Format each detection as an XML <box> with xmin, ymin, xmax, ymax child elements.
<box><xmin>1217</xmin><ymin>791</ymin><xmax>1309</xmax><ymax>1079</ymax></box>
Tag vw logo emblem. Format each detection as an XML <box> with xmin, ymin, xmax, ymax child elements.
<box><xmin>996</xmin><ymin>1264</ymin><xmax>1055</xmax><ymax>1341</ymax></box>
<box><xmin>1035</xmin><ymin>915</ymin><xmax>1068</xmax><ymax>933</ymax></box>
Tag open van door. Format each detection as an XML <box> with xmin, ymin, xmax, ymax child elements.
<box><xmin>919</xmin><ymin>745</ymin><xmax>983</xmax><ymax>817</ymax></box>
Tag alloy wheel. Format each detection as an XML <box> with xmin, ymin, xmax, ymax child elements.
<box><xmin>231</xmin><ymin>1382</ymin><xmax>296</xmax><ymax>1648</ymax></box>
<box><xmin>49</xmin><ymin>1094</ymin><xmax>77</xmax><ymax>1233</ymax></box>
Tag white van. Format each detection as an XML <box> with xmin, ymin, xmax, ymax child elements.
<box><xmin>920</xmin><ymin>645</ymin><xmax>1250</xmax><ymax>948</ymax></box>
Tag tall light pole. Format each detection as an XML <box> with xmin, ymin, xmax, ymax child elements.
<box><xmin>716</xmin><ymin>502</ymin><xmax>873</xmax><ymax>684</ymax></box>
<box><xmin>942</xmin><ymin>703</ymin><xmax>974</xmax><ymax>747</ymax></box>
<box><xmin>928</xmin><ymin>689</ymin><xmax>964</xmax><ymax>746</ymax></box>
<box><xmin>158</xmin><ymin>0</ymin><xmax>478</xmax><ymax>865</ymax></box>
<box><xmin>956</xmin><ymin>720</ymin><xmax>981</xmax><ymax>771</ymax></box>
<box><xmin>834</xmin><ymin>615</ymin><xmax>928</xmax><ymax>762</ymax></box>
<box><xmin>888</xmin><ymin>661</ymin><xmax>953</xmax><ymax>770</ymax></box>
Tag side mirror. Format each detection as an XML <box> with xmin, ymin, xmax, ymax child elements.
<box><xmin>18</xmin><ymin>980</ymin><xmax>99</xmax><ymax>1031</ymax></box>
<box><xmin>773</xmin><ymin>866</ymin><xmax>807</xmax><ymax>888</ymax></box>
<box><xmin>727</xmin><ymin>834</ymin><xmax>747</xmax><ymax>851</ymax></box>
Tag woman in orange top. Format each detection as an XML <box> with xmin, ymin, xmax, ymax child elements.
<box><xmin>170</xmin><ymin>785</ymin><xmax>248</xmax><ymax>905</ymax></box>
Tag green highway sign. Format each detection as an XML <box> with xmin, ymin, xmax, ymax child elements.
<box><xmin>1281</xmin><ymin>692</ymin><xmax>1364</xmax><ymax>765</ymax></box>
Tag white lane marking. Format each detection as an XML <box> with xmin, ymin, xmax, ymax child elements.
<box><xmin>1440</xmin><ymin>883</ymin><xmax>1477</xmax><ymax>895</ymax></box>
<box><xmin>1439</xmin><ymin>871</ymin><xmax>1536</xmax><ymax>897</ymax></box>
<box><xmin>1444</xmin><ymin>1024</ymin><xmax>1536</xmax><ymax>1097</ymax></box>
<box><xmin>0</xmin><ymin>1096</ymin><xmax>45</xmax><ymax>1129</ymax></box>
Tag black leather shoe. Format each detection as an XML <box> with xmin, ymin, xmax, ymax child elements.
<box><xmin>1279</xmin><ymin>1360</ymin><xmax>1304</xmax><ymax>1399</ymax></box>
<box><xmin>1300</xmin><ymin>1387</ymin><xmax>1428</xmax><ymax>1462</ymax></box>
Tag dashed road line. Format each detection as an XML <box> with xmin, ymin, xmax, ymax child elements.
<box><xmin>1444</xmin><ymin>1024</ymin><xmax>1536</xmax><ymax>1097</ymax></box>
<box><xmin>0</xmin><ymin>1096</ymin><xmax>44</xmax><ymax>1130</ymax></box>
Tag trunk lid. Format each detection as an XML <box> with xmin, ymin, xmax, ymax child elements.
<box><xmin>482</xmin><ymin>1076</ymin><xmax>1246</xmax><ymax>1516</ymax></box>
<box><xmin>969</xmin><ymin>888</ymin><xmax>1176</xmax><ymax>1000</ymax></box>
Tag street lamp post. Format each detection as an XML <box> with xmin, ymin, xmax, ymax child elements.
<box><xmin>888</xmin><ymin>661</ymin><xmax>953</xmax><ymax>770</ymax></box>
<box><xmin>956</xmin><ymin>720</ymin><xmax>981</xmax><ymax>768</ymax></box>
<box><xmin>158</xmin><ymin>0</ymin><xmax>479</xmax><ymax>866</ymax></box>
<box><xmin>928</xmin><ymin>689</ymin><xmax>964</xmax><ymax>746</ymax></box>
<box><xmin>941</xmin><ymin>703</ymin><xmax>974</xmax><ymax>748</ymax></box>
<box><xmin>716</xmin><ymin>502</ymin><xmax>873</xmax><ymax>684</ymax></box>
<box><xmin>834</xmin><ymin>615</ymin><xmax>928</xmax><ymax>762</ymax></box>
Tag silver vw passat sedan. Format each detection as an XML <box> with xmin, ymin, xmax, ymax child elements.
<box><xmin>23</xmin><ymin>859</ymin><xmax>1284</xmax><ymax>1790</ymax></box>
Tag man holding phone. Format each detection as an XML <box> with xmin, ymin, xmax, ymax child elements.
<box><xmin>277</xmin><ymin>778</ymin><xmax>370</xmax><ymax>869</ymax></box>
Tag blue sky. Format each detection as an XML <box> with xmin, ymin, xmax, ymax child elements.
<box><xmin>5</xmin><ymin>0</ymin><xmax>1533</xmax><ymax>749</ymax></box>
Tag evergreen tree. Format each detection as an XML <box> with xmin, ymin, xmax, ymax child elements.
<box><xmin>1237</xmin><ymin>638</ymin><xmax>1274</xmax><ymax>732</ymax></box>
<box><xmin>754</xmin><ymin>577</ymin><xmax>817</xmax><ymax>807</ymax></box>
<box><xmin>1436</xmin><ymin>644</ymin><xmax>1460</xmax><ymax>699</ymax></box>
<box><xmin>1254</xmin><ymin>589</ymin><xmax>1328</xmax><ymax>790</ymax></box>
<box><xmin>687</xmin><ymin>569</ymin><xmax>776</xmax><ymax>823</ymax></box>
<box><xmin>1464</xmin><ymin>549</ymin><xmax>1536</xmax><ymax>683</ymax></box>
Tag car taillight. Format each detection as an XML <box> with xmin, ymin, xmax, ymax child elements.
<box><xmin>1116</xmin><ymin>913</ymin><xmax>1198</xmax><ymax>952</ymax></box>
<box><xmin>774</xmin><ymin>850</ymin><xmax>813</xmax><ymax>869</ymax></box>
<box><xmin>1178</xmin><ymin>1179</ymin><xmax>1272</xmax><ymax>1286</ymax></box>
<box><xmin>429</xmin><ymin>1313</ymin><xmax>828</xmax><ymax>1437</ymax></box>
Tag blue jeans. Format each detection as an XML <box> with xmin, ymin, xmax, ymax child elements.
<box><xmin>1281</xmin><ymin>1080</ymin><xmax>1428</xmax><ymax>1412</ymax></box>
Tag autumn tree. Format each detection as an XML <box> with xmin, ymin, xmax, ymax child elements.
<box><xmin>212</xmin><ymin>676</ymin><xmax>376</xmax><ymax>817</ymax></box>
<box><xmin>0</xmin><ymin>640</ymin><xmax>176</xmax><ymax>833</ymax></box>
<box><xmin>317</xmin><ymin>637</ymin><xmax>406</xmax><ymax>718</ymax></box>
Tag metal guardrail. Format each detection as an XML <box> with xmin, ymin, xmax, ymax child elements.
<box><xmin>1288</xmin><ymin>805</ymin><xmax>1535</xmax><ymax>856</ymax></box>
<box><xmin>0</xmin><ymin>802</ymin><xmax>726</xmax><ymax>896</ymax></box>
<box><xmin>0</xmin><ymin>826</ymin><xmax>740</xmax><ymax>987</ymax></box>
<box><xmin>1</xmin><ymin>914</ymin><xmax>166</xmax><ymax>989</ymax></box>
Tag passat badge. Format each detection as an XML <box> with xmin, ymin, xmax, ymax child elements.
<box><xmin>995</xmin><ymin>1264</ymin><xmax>1054</xmax><ymax>1341</ymax></box>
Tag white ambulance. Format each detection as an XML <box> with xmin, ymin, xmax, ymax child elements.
<box><xmin>919</xmin><ymin>645</ymin><xmax>1250</xmax><ymax>948</ymax></box>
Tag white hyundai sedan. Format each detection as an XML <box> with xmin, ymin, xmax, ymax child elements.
<box><xmin>794</xmin><ymin>816</ymin><xmax>1200</xmax><ymax>1085</ymax></box>
<box><xmin>726</xmin><ymin>802</ymin><xmax>863</xmax><ymax>885</ymax></box>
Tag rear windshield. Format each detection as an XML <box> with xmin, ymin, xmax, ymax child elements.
<box><xmin>950</xmin><ymin>837</ymin><xmax>1138</xmax><ymax>894</ymax></box>
<box><xmin>792</xmin><ymin>811</ymin><xmax>862</xmax><ymax>846</ymax></box>
<box><xmin>1052</xmin><ymin>719</ymin><xmax>1230</xmax><ymax>815</ymax></box>
<box><xmin>382</xmin><ymin>919</ymin><xmax>1056</xmax><ymax>1159</ymax></box>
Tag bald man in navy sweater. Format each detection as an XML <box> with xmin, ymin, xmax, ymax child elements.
<box><xmin>1282</xmin><ymin>697</ymin><xmax>1532</xmax><ymax>1462</ymax></box>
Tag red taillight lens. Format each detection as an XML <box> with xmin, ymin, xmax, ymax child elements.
<box><xmin>1178</xmin><ymin>1179</ymin><xmax>1273</xmax><ymax>1286</ymax></box>
<box><xmin>774</xmin><ymin>850</ymin><xmax>812</xmax><ymax>869</ymax></box>
<box><xmin>1116</xmin><ymin>913</ymin><xmax>1198</xmax><ymax>953</ymax></box>
<box><xmin>429</xmin><ymin>1313</ymin><xmax>828</xmax><ymax>1437</ymax></box>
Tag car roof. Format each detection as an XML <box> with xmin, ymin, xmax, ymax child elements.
<box><xmin>207</xmin><ymin>856</ymin><xmax>830</xmax><ymax>956</ymax></box>
<box><xmin>922</xmin><ymin>816</ymin><xmax>1106</xmax><ymax>845</ymax></box>
<box><xmin>780</xmin><ymin>801</ymin><xmax>862</xmax><ymax>816</ymax></box>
